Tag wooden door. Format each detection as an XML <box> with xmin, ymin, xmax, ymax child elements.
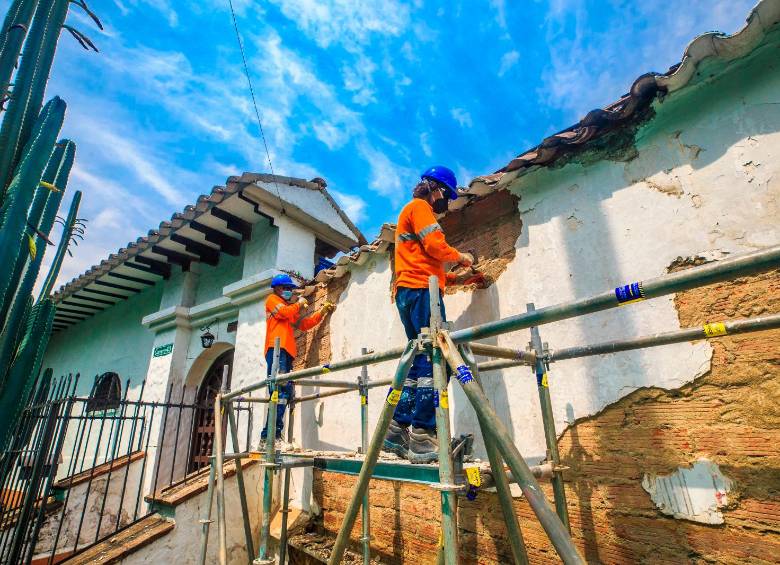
<box><xmin>187</xmin><ymin>350</ymin><xmax>233</xmax><ymax>473</ymax></box>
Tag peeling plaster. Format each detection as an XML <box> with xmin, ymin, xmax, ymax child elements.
<box><xmin>642</xmin><ymin>458</ymin><xmax>733</xmax><ymax>524</ymax></box>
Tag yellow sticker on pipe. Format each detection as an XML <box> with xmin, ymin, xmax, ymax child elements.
<box><xmin>440</xmin><ymin>391</ymin><xmax>449</xmax><ymax>410</ymax></box>
<box><xmin>703</xmin><ymin>322</ymin><xmax>728</xmax><ymax>337</ymax></box>
<box><xmin>249</xmin><ymin>452</ymin><xmax>263</xmax><ymax>461</ymax></box>
<box><xmin>270</xmin><ymin>390</ymin><xmax>279</xmax><ymax>403</ymax></box>
<box><xmin>361</xmin><ymin>395</ymin><xmax>367</xmax><ymax>406</ymax></box>
<box><xmin>541</xmin><ymin>373</ymin><xmax>549</xmax><ymax>388</ymax></box>
<box><xmin>465</xmin><ymin>467</ymin><xmax>482</xmax><ymax>487</ymax></box>
<box><xmin>386</xmin><ymin>389</ymin><xmax>401</xmax><ymax>406</ymax></box>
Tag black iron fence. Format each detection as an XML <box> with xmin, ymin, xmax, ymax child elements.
<box><xmin>0</xmin><ymin>372</ymin><xmax>253</xmax><ymax>564</ymax></box>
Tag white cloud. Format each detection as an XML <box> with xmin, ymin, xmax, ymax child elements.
<box><xmin>419</xmin><ymin>132</ymin><xmax>432</xmax><ymax>157</ymax></box>
<box><xmin>329</xmin><ymin>189</ymin><xmax>368</xmax><ymax>224</ymax></box>
<box><xmin>358</xmin><ymin>141</ymin><xmax>416</xmax><ymax>206</ymax></box>
<box><xmin>65</xmin><ymin>115</ymin><xmax>186</xmax><ymax>206</ymax></box>
<box><xmin>498</xmin><ymin>50</ymin><xmax>520</xmax><ymax>77</ymax></box>
<box><xmin>312</xmin><ymin>121</ymin><xmax>351</xmax><ymax>150</ymax></box>
<box><xmin>267</xmin><ymin>0</ymin><xmax>410</xmax><ymax>53</ymax></box>
<box><xmin>118</xmin><ymin>0</ymin><xmax>179</xmax><ymax>27</ymax></box>
<box><xmin>539</xmin><ymin>0</ymin><xmax>757</xmax><ymax>121</ymax></box>
<box><xmin>491</xmin><ymin>0</ymin><xmax>507</xmax><ymax>29</ymax></box>
<box><xmin>342</xmin><ymin>55</ymin><xmax>378</xmax><ymax>106</ymax></box>
<box><xmin>450</xmin><ymin>108</ymin><xmax>473</xmax><ymax>128</ymax></box>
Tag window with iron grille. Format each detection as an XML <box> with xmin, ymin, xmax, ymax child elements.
<box><xmin>86</xmin><ymin>372</ymin><xmax>121</xmax><ymax>413</ymax></box>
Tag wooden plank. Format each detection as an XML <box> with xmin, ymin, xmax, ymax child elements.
<box><xmin>145</xmin><ymin>459</ymin><xmax>256</xmax><ymax>507</ymax></box>
<box><xmin>54</xmin><ymin>451</ymin><xmax>146</xmax><ymax>490</ymax></box>
<box><xmin>61</xmin><ymin>514</ymin><xmax>174</xmax><ymax>565</ymax></box>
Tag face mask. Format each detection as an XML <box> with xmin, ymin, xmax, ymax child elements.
<box><xmin>432</xmin><ymin>197</ymin><xmax>449</xmax><ymax>214</ymax></box>
<box><xmin>281</xmin><ymin>290</ymin><xmax>293</xmax><ymax>301</ymax></box>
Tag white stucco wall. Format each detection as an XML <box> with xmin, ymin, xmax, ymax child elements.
<box><xmin>287</xmin><ymin>36</ymin><xmax>780</xmax><ymax>513</ymax></box>
<box><xmin>120</xmin><ymin>464</ymin><xmax>264</xmax><ymax>565</ymax></box>
<box><xmin>29</xmin><ymin>457</ymin><xmax>147</xmax><ymax>558</ymax></box>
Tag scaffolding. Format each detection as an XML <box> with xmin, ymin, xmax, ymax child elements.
<box><xmin>199</xmin><ymin>244</ymin><xmax>780</xmax><ymax>565</ymax></box>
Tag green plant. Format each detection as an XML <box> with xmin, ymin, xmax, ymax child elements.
<box><xmin>0</xmin><ymin>142</ymin><xmax>73</xmax><ymax>382</ymax></box>
<box><xmin>0</xmin><ymin>96</ymin><xmax>65</xmax><ymax>315</ymax></box>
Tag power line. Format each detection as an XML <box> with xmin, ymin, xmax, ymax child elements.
<box><xmin>226</xmin><ymin>0</ymin><xmax>286</xmax><ymax>214</ymax></box>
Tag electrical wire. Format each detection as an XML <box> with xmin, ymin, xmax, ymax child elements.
<box><xmin>226</xmin><ymin>0</ymin><xmax>286</xmax><ymax>214</ymax></box>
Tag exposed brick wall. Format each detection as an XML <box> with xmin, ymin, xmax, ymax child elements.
<box><xmin>293</xmin><ymin>273</ymin><xmax>351</xmax><ymax>370</ymax></box>
<box><xmin>311</xmin><ymin>269</ymin><xmax>780</xmax><ymax>564</ymax></box>
<box><xmin>293</xmin><ymin>190</ymin><xmax>522</xmax><ymax>366</ymax></box>
<box><xmin>440</xmin><ymin>189</ymin><xmax>522</xmax><ymax>293</ymax></box>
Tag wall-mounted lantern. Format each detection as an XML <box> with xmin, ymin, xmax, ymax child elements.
<box><xmin>200</xmin><ymin>321</ymin><xmax>216</xmax><ymax>349</ymax></box>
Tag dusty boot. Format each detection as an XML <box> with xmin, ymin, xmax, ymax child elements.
<box><xmin>409</xmin><ymin>427</ymin><xmax>438</xmax><ymax>464</ymax></box>
<box><xmin>382</xmin><ymin>420</ymin><xmax>409</xmax><ymax>458</ymax></box>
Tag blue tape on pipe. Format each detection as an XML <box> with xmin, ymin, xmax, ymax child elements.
<box><xmin>455</xmin><ymin>365</ymin><xmax>474</xmax><ymax>385</ymax></box>
<box><xmin>615</xmin><ymin>281</ymin><xmax>645</xmax><ymax>305</ymax></box>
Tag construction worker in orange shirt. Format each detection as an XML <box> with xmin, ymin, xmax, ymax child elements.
<box><xmin>261</xmin><ymin>273</ymin><xmax>334</xmax><ymax>441</ymax></box>
<box><xmin>383</xmin><ymin>165</ymin><xmax>473</xmax><ymax>463</ymax></box>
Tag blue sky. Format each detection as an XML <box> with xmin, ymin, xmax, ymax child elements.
<box><xmin>11</xmin><ymin>0</ymin><xmax>756</xmax><ymax>287</ymax></box>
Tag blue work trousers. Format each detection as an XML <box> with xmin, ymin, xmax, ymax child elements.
<box><xmin>392</xmin><ymin>286</ymin><xmax>447</xmax><ymax>431</ymax></box>
<box><xmin>260</xmin><ymin>348</ymin><xmax>294</xmax><ymax>440</ymax></box>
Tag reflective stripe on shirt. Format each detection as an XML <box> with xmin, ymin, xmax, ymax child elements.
<box><xmin>269</xmin><ymin>303</ymin><xmax>284</xmax><ymax>318</ymax></box>
<box><xmin>416</xmin><ymin>222</ymin><xmax>442</xmax><ymax>239</ymax></box>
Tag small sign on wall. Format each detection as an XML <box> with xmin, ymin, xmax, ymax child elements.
<box><xmin>153</xmin><ymin>343</ymin><xmax>173</xmax><ymax>357</ymax></box>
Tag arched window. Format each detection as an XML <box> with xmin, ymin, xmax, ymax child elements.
<box><xmin>86</xmin><ymin>372</ymin><xmax>121</xmax><ymax>413</ymax></box>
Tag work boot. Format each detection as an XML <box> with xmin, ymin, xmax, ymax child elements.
<box><xmin>409</xmin><ymin>427</ymin><xmax>438</xmax><ymax>464</ymax></box>
<box><xmin>382</xmin><ymin>420</ymin><xmax>409</xmax><ymax>458</ymax></box>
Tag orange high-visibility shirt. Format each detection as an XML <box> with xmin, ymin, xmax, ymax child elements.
<box><xmin>264</xmin><ymin>294</ymin><xmax>323</xmax><ymax>357</ymax></box>
<box><xmin>394</xmin><ymin>199</ymin><xmax>461</xmax><ymax>291</ymax></box>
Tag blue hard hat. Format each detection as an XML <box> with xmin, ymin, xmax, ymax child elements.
<box><xmin>421</xmin><ymin>166</ymin><xmax>458</xmax><ymax>200</ymax></box>
<box><xmin>271</xmin><ymin>274</ymin><xmax>297</xmax><ymax>288</ymax></box>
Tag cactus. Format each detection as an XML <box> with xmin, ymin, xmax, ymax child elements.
<box><xmin>0</xmin><ymin>299</ymin><xmax>56</xmax><ymax>448</ymax></box>
<box><xmin>0</xmin><ymin>0</ymin><xmax>66</xmax><ymax>196</ymax></box>
<box><xmin>0</xmin><ymin>0</ymin><xmax>40</xmax><ymax>108</ymax></box>
<box><xmin>0</xmin><ymin>142</ymin><xmax>72</xmax><ymax>379</ymax></box>
<box><xmin>0</xmin><ymin>96</ymin><xmax>65</xmax><ymax>317</ymax></box>
<box><xmin>38</xmin><ymin>188</ymin><xmax>80</xmax><ymax>300</ymax></box>
<box><xmin>0</xmin><ymin>0</ymin><xmax>99</xmax><ymax>198</ymax></box>
<box><xmin>0</xmin><ymin>191</ymin><xmax>79</xmax><ymax>440</ymax></box>
<box><xmin>1</xmin><ymin>139</ymin><xmax>70</xmax><ymax>323</ymax></box>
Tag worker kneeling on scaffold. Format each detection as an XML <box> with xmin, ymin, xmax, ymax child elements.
<box><xmin>262</xmin><ymin>273</ymin><xmax>334</xmax><ymax>443</ymax></box>
<box><xmin>383</xmin><ymin>166</ymin><xmax>473</xmax><ymax>463</ymax></box>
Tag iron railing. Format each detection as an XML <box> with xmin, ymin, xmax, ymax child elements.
<box><xmin>0</xmin><ymin>373</ymin><xmax>253</xmax><ymax>565</ymax></box>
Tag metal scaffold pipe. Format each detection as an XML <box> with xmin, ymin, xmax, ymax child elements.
<box><xmin>291</xmin><ymin>378</ymin><xmax>392</xmax><ymax>404</ymax></box>
<box><xmin>224</xmin><ymin>345</ymin><xmax>407</xmax><ymax>401</ymax></box>
<box><xmin>291</xmin><ymin>378</ymin><xmax>363</xmax><ymax>388</ymax></box>
<box><xmin>460</xmin><ymin>345</ymin><xmax>529</xmax><ymax>564</ymax></box>
<box><xmin>214</xmin><ymin>365</ymin><xmax>229</xmax><ymax>565</ymax></box>
<box><xmin>359</xmin><ymin>347</ymin><xmax>371</xmax><ymax>565</ymax></box>
<box><xmin>467</xmin><ymin>342</ymin><xmax>536</xmax><ymax>365</ymax></box>
<box><xmin>473</xmin><ymin>313</ymin><xmax>780</xmax><ymax>372</ymax></box>
<box><xmin>257</xmin><ymin>339</ymin><xmax>281</xmax><ymax>564</ymax></box>
<box><xmin>449</xmin><ymin>244</ymin><xmax>780</xmax><ymax>344</ymax></box>
<box><xmin>438</xmin><ymin>330</ymin><xmax>585</xmax><ymax>565</ymax></box>
<box><xmin>430</xmin><ymin>278</ymin><xmax>459</xmax><ymax>565</ymax></box>
<box><xmin>328</xmin><ymin>341</ymin><xmax>418</xmax><ymax>565</ymax></box>
<box><xmin>549</xmin><ymin>313</ymin><xmax>780</xmax><ymax>361</ymax></box>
